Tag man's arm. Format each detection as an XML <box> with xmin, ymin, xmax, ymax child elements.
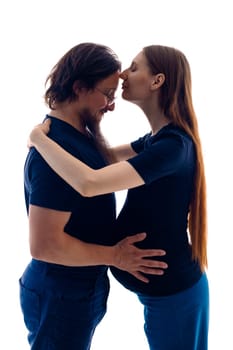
<box><xmin>110</xmin><ymin>144</ymin><xmax>137</xmax><ymax>162</ymax></box>
<box><xmin>29</xmin><ymin>205</ymin><xmax>167</xmax><ymax>282</ymax></box>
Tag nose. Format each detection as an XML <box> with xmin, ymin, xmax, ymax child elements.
<box><xmin>107</xmin><ymin>102</ymin><xmax>115</xmax><ymax>111</ymax></box>
<box><xmin>119</xmin><ymin>71</ymin><xmax>127</xmax><ymax>80</ymax></box>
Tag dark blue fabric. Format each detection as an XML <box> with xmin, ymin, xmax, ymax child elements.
<box><xmin>21</xmin><ymin>116</ymin><xmax>116</xmax><ymax>349</ymax></box>
<box><xmin>137</xmin><ymin>273</ymin><xmax>209</xmax><ymax>350</ymax></box>
<box><xmin>24</xmin><ymin>116</ymin><xmax>116</xmax><ymax>246</ymax></box>
<box><xmin>111</xmin><ymin>124</ymin><xmax>202</xmax><ymax>296</ymax></box>
<box><xmin>19</xmin><ymin>260</ymin><xmax>109</xmax><ymax>350</ymax></box>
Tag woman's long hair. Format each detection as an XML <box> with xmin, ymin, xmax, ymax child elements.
<box><xmin>144</xmin><ymin>45</ymin><xmax>207</xmax><ymax>271</ymax></box>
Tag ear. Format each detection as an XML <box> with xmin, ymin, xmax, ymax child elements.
<box><xmin>73</xmin><ymin>80</ymin><xmax>83</xmax><ymax>96</ymax></box>
<box><xmin>151</xmin><ymin>73</ymin><xmax>165</xmax><ymax>90</ymax></box>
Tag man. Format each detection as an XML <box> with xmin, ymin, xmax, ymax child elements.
<box><xmin>20</xmin><ymin>43</ymin><xmax>167</xmax><ymax>350</ymax></box>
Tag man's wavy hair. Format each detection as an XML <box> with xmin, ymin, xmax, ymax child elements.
<box><xmin>44</xmin><ymin>42</ymin><xmax>121</xmax><ymax>109</ymax></box>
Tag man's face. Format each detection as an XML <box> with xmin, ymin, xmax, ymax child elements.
<box><xmin>79</xmin><ymin>71</ymin><xmax>120</xmax><ymax>125</ymax></box>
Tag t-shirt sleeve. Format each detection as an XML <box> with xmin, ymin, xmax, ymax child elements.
<box><xmin>127</xmin><ymin>132</ymin><xmax>189</xmax><ymax>184</ymax></box>
<box><xmin>131</xmin><ymin>133</ymin><xmax>151</xmax><ymax>154</ymax></box>
<box><xmin>26</xmin><ymin>149</ymin><xmax>80</xmax><ymax>211</ymax></box>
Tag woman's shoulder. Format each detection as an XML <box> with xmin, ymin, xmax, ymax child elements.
<box><xmin>152</xmin><ymin>123</ymin><xmax>193</xmax><ymax>146</ymax></box>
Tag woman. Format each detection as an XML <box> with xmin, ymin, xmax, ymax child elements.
<box><xmin>29</xmin><ymin>45</ymin><xmax>209</xmax><ymax>349</ymax></box>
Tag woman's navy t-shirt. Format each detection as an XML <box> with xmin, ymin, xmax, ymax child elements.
<box><xmin>111</xmin><ymin>124</ymin><xmax>202</xmax><ymax>296</ymax></box>
<box><xmin>24</xmin><ymin>116</ymin><xmax>116</xmax><ymax>275</ymax></box>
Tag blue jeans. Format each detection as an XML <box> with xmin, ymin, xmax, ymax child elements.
<box><xmin>19</xmin><ymin>259</ymin><xmax>110</xmax><ymax>350</ymax></box>
<box><xmin>137</xmin><ymin>273</ymin><xmax>209</xmax><ymax>350</ymax></box>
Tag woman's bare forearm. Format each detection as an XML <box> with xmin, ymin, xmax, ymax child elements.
<box><xmin>30</xmin><ymin>122</ymin><xmax>144</xmax><ymax>196</ymax></box>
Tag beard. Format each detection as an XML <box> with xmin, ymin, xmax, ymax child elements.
<box><xmin>79</xmin><ymin>107</ymin><xmax>100</xmax><ymax>136</ymax></box>
<box><xmin>79</xmin><ymin>107</ymin><xmax>116</xmax><ymax>164</ymax></box>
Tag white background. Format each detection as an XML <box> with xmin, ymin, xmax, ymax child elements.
<box><xmin>0</xmin><ymin>0</ymin><xmax>232</xmax><ymax>349</ymax></box>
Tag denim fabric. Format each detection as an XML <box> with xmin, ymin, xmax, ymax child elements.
<box><xmin>19</xmin><ymin>259</ymin><xmax>110</xmax><ymax>350</ymax></box>
<box><xmin>137</xmin><ymin>273</ymin><xmax>209</xmax><ymax>350</ymax></box>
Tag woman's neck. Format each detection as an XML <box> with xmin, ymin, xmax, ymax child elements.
<box><xmin>141</xmin><ymin>105</ymin><xmax>170</xmax><ymax>135</ymax></box>
<box><xmin>150</xmin><ymin>117</ymin><xmax>171</xmax><ymax>135</ymax></box>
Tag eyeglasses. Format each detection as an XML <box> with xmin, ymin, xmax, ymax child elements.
<box><xmin>95</xmin><ymin>87</ymin><xmax>116</xmax><ymax>106</ymax></box>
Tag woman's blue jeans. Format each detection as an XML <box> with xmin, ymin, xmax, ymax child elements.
<box><xmin>137</xmin><ymin>273</ymin><xmax>209</xmax><ymax>350</ymax></box>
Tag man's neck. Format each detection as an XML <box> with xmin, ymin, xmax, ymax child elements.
<box><xmin>48</xmin><ymin>108</ymin><xmax>86</xmax><ymax>135</ymax></box>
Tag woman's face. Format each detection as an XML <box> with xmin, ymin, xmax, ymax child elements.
<box><xmin>120</xmin><ymin>51</ymin><xmax>153</xmax><ymax>104</ymax></box>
